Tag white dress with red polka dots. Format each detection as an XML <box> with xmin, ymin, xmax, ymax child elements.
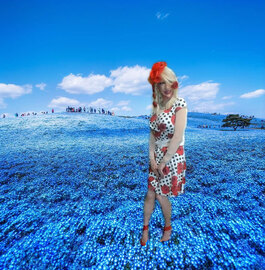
<box><xmin>148</xmin><ymin>97</ymin><xmax>187</xmax><ymax>197</ymax></box>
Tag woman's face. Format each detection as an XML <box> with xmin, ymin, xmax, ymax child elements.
<box><xmin>157</xmin><ymin>80</ymin><xmax>173</xmax><ymax>99</ymax></box>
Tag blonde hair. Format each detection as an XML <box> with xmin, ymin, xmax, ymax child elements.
<box><xmin>152</xmin><ymin>66</ymin><xmax>179</xmax><ymax>115</ymax></box>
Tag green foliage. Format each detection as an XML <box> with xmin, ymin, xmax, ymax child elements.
<box><xmin>222</xmin><ymin>114</ymin><xmax>254</xmax><ymax>130</ymax></box>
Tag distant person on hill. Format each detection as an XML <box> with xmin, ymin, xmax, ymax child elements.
<box><xmin>140</xmin><ymin>61</ymin><xmax>188</xmax><ymax>246</ymax></box>
<box><xmin>52</xmin><ymin>109</ymin><xmax>54</xmax><ymax>113</ymax></box>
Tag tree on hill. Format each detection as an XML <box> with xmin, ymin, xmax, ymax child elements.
<box><xmin>222</xmin><ymin>114</ymin><xmax>254</xmax><ymax>131</ymax></box>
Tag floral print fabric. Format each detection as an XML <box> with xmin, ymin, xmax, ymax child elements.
<box><xmin>148</xmin><ymin>97</ymin><xmax>187</xmax><ymax>197</ymax></box>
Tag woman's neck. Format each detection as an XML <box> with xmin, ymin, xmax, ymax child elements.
<box><xmin>161</xmin><ymin>96</ymin><xmax>173</xmax><ymax>107</ymax></box>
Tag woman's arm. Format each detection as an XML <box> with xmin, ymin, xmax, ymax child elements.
<box><xmin>160</xmin><ymin>107</ymin><xmax>188</xmax><ymax>164</ymax></box>
<box><xmin>149</xmin><ymin>130</ymin><xmax>156</xmax><ymax>162</ymax></box>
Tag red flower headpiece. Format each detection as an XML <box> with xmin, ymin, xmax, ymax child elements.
<box><xmin>171</xmin><ymin>81</ymin><xmax>178</xmax><ymax>89</ymax></box>
<box><xmin>148</xmin><ymin>61</ymin><xmax>167</xmax><ymax>85</ymax></box>
<box><xmin>148</xmin><ymin>61</ymin><xmax>179</xmax><ymax>90</ymax></box>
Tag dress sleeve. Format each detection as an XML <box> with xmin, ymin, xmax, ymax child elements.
<box><xmin>160</xmin><ymin>99</ymin><xmax>188</xmax><ymax>164</ymax></box>
<box><xmin>149</xmin><ymin>130</ymin><xmax>156</xmax><ymax>162</ymax></box>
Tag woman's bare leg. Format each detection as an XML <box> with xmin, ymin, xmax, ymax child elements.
<box><xmin>141</xmin><ymin>190</ymin><xmax>156</xmax><ymax>243</ymax></box>
<box><xmin>155</xmin><ymin>194</ymin><xmax>172</xmax><ymax>241</ymax></box>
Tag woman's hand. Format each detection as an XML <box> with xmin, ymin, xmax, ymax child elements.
<box><xmin>157</xmin><ymin>162</ymin><xmax>166</xmax><ymax>180</ymax></box>
<box><xmin>150</xmin><ymin>159</ymin><xmax>160</xmax><ymax>180</ymax></box>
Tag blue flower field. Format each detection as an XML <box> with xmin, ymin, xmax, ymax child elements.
<box><xmin>0</xmin><ymin>112</ymin><xmax>264</xmax><ymax>269</ymax></box>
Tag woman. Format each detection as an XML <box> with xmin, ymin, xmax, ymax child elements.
<box><xmin>140</xmin><ymin>61</ymin><xmax>188</xmax><ymax>246</ymax></box>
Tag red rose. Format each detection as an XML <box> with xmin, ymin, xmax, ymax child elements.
<box><xmin>161</xmin><ymin>184</ymin><xmax>170</xmax><ymax>194</ymax></box>
<box><xmin>177</xmin><ymin>162</ymin><xmax>184</xmax><ymax>174</ymax></box>
<box><xmin>182</xmin><ymin>176</ymin><xmax>186</xmax><ymax>184</ymax></box>
<box><xmin>172</xmin><ymin>176</ymin><xmax>178</xmax><ymax>186</ymax></box>
<box><xmin>148</xmin><ymin>62</ymin><xmax>167</xmax><ymax>85</ymax></box>
<box><xmin>164</xmin><ymin>106</ymin><xmax>173</xmax><ymax>113</ymax></box>
<box><xmin>161</xmin><ymin>146</ymin><xmax>167</xmax><ymax>154</ymax></box>
<box><xmin>183</xmin><ymin>161</ymin><xmax>186</xmax><ymax>170</ymax></box>
<box><xmin>150</xmin><ymin>114</ymin><xmax>157</xmax><ymax>122</ymax></box>
<box><xmin>171</xmin><ymin>185</ymin><xmax>179</xmax><ymax>196</ymax></box>
<box><xmin>162</xmin><ymin>165</ymin><xmax>170</xmax><ymax>175</ymax></box>
<box><xmin>148</xmin><ymin>183</ymin><xmax>156</xmax><ymax>191</ymax></box>
<box><xmin>171</xmin><ymin>114</ymin><xmax>176</xmax><ymax>125</ymax></box>
<box><xmin>154</xmin><ymin>131</ymin><xmax>161</xmax><ymax>138</ymax></box>
<box><xmin>176</xmin><ymin>146</ymin><xmax>184</xmax><ymax>155</ymax></box>
<box><xmin>171</xmin><ymin>183</ymin><xmax>182</xmax><ymax>195</ymax></box>
<box><xmin>148</xmin><ymin>176</ymin><xmax>155</xmax><ymax>183</ymax></box>
<box><xmin>158</xmin><ymin>123</ymin><xmax>166</xmax><ymax>132</ymax></box>
<box><xmin>175</xmin><ymin>182</ymin><xmax>182</xmax><ymax>192</ymax></box>
<box><xmin>171</xmin><ymin>81</ymin><xmax>178</xmax><ymax>89</ymax></box>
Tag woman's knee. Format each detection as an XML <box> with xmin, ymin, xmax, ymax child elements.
<box><xmin>146</xmin><ymin>190</ymin><xmax>156</xmax><ymax>201</ymax></box>
<box><xmin>155</xmin><ymin>193</ymin><xmax>162</xmax><ymax>202</ymax></box>
<box><xmin>155</xmin><ymin>193</ymin><xmax>168</xmax><ymax>203</ymax></box>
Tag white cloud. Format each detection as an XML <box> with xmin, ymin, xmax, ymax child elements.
<box><xmin>111</xmin><ymin>100</ymin><xmax>132</xmax><ymax>112</ymax></box>
<box><xmin>0</xmin><ymin>83</ymin><xmax>32</xmax><ymax>108</ymax></box>
<box><xmin>48</xmin><ymin>96</ymin><xmax>82</xmax><ymax>108</ymax></box>
<box><xmin>56</xmin><ymin>65</ymin><xmax>163</xmax><ymax>97</ymax></box>
<box><xmin>178</xmin><ymin>75</ymin><xmax>189</xmax><ymax>81</ymax></box>
<box><xmin>179</xmin><ymin>80</ymin><xmax>220</xmax><ymax>101</ymax></box>
<box><xmin>110</xmin><ymin>65</ymin><xmax>150</xmax><ymax>95</ymax></box>
<box><xmin>116</xmin><ymin>100</ymin><xmax>130</xmax><ymax>106</ymax></box>
<box><xmin>222</xmin><ymin>96</ymin><xmax>233</xmax><ymax>100</ymax></box>
<box><xmin>191</xmin><ymin>100</ymin><xmax>235</xmax><ymax>114</ymax></box>
<box><xmin>177</xmin><ymin>75</ymin><xmax>189</xmax><ymax>88</ymax></box>
<box><xmin>120</xmin><ymin>106</ymin><xmax>132</xmax><ymax>112</ymax></box>
<box><xmin>110</xmin><ymin>107</ymin><xmax>120</xmax><ymax>112</ymax></box>
<box><xmin>0</xmin><ymin>83</ymin><xmax>32</xmax><ymax>99</ymax></box>
<box><xmin>240</xmin><ymin>89</ymin><xmax>265</xmax><ymax>99</ymax></box>
<box><xmin>177</xmin><ymin>80</ymin><xmax>236</xmax><ymax>114</ymax></box>
<box><xmin>156</xmin><ymin>12</ymin><xmax>170</xmax><ymax>20</ymax></box>
<box><xmin>57</xmin><ymin>73</ymin><xmax>113</xmax><ymax>94</ymax></box>
<box><xmin>88</xmin><ymin>98</ymin><xmax>113</xmax><ymax>108</ymax></box>
<box><xmin>35</xmin><ymin>82</ymin><xmax>46</xmax><ymax>90</ymax></box>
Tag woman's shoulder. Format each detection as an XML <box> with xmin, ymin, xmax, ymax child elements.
<box><xmin>174</xmin><ymin>97</ymin><xmax>187</xmax><ymax>108</ymax></box>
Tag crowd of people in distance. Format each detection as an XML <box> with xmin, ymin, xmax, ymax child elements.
<box><xmin>197</xmin><ymin>124</ymin><xmax>221</xmax><ymax>129</ymax></box>
<box><xmin>66</xmin><ymin>106</ymin><xmax>114</xmax><ymax>115</ymax></box>
<box><xmin>1</xmin><ymin>106</ymin><xmax>114</xmax><ymax>118</ymax></box>
<box><xmin>1</xmin><ymin>110</ymin><xmax>53</xmax><ymax>118</ymax></box>
<box><xmin>198</xmin><ymin>124</ymin><xmax>264</xmax><ymax>129</ymax></box>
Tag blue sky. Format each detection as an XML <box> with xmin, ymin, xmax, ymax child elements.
<box><xmin>0</xmin><ymin>0</ymin><xmax>264</xmax><ymax>118</ymax></box>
